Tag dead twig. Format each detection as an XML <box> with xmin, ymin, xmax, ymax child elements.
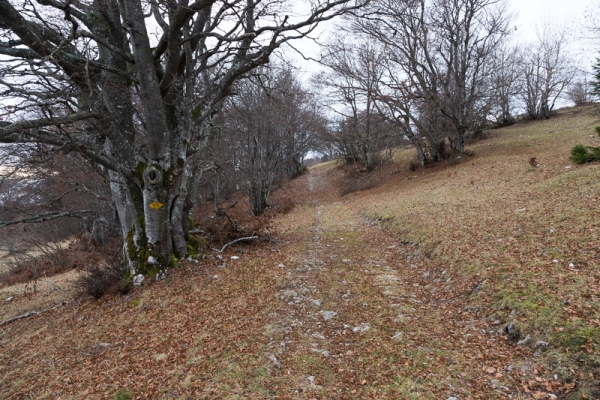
<box><xmin>38</xmin><ymin>279</ymin><xmax>66</xmax><ymax>293</ymax></box>
<box><xmin>213</xmin><ymin>236</ymin><xmax>259</xmax><ymax>253</ymax></box>
<box><xmin>0</xmin><ymin>302</ymin><xmax>66</xmax><ymax>327</ymax></box>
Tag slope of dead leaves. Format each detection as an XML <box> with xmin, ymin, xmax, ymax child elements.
<box><xmin>1</xmin><ymin>105</ymin><xmax>599</xmax><ymax>399</ymax></box>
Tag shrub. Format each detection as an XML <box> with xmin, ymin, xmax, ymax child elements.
<box><xmin>529</xmin><ymin>157</ymin><xmax>538</xmax><ymax>167</ymax></box>
<box><xmin>277</xmin><ymin>196</ymin><xmax>295</xmax><ymax>214</ymax></box>
<box><xmin>0</xmin><ymin>240</ymin><xmax>77</xmax><ymax>288</ymax></box>
<box><xmin>570</xmin><ymin>144</ymin><xmax>600</xmax><ymax>165</ymax></box>
<box><xmin>75</xmin><ymin>237</ymin><xmax>130</xmax><ymax>298</ymax></box>
<box><xmin>77</xmin><ymin>260</ymin><xmax>129</xmax><ymax>298</ymax></box>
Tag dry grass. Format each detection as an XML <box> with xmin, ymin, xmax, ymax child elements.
<box><xmin>354</xmin><ymin>105</ymin><xmax>600</xmax><ymax>397</ymax></box>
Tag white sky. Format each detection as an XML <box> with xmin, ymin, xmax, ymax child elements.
<box><xmin>511</xmin><ymin>0</ymin><xmax>592</xmax><ymax>36</ymax></box>
<box><xmin>285</xmin><ymin>0</ymin><xmax>600</xmax><ymax>80</ymax></box>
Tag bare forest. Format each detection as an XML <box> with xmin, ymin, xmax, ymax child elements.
<box><xmin>1</xmin><ymin>0</ymin><xmax>599</xmax><ymax>398</ymax></box>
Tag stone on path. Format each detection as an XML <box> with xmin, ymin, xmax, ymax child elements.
<box><xmin>267</xmin><ymin>355</ymin><xmax>281</xmax><ymax>368</ymax></box>
<box><xmin>279</xmin><ymin>290</ymin><xmax>298</xmax><ymax>301</ymax></box>
<box><xmin>321</xmin><ymin>311</ymin><xmax>337</xmax><ymax>321</ymax></box>
<box><xmin>352</xmin><ymin>323</ymin><xmax>370</xmax><ymax>333</ymax></box>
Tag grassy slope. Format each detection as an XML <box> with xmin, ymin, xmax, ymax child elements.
<box><xmin>357</xmin><ymin>106</ymin><xmax>600</xmax><ymax>389</ymax></box>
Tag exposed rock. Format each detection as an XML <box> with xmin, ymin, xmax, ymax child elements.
<box><xmin>231</xmin><ymin>256</ymin><xmax>240</xmax><ymax>260</ymax></box>
<box><xmin>155</xmin><ymin>270</ymin><xmax>166</xmax><ymax>281</ymax></box>
<box><xmin>505</xmin><ymin>323</ymin><xmax>520</xmax><ymax>341</ymax></box>
<box><xmin>133</xmin><ymin>274</ymin><xmax>144</xmax><ymax>286</ymax></box>
<box><xmin>517</xmin><ymin>335</ymin><xmax>531</xmax><ymax>346</ymax></box>
<box><xmin>311</xmin><ymin>299</ymin><xmax>323</xmax><ymax>307</ymax></box>
<box><xmin>310</xmin><ymin>348</ymin><xmax>330</xmax><ymax>357</ymax></box>
<box><xmin>279</xmin><ymin>290</ymin><xmax>298</xmax><ymax>301</ymax></box>
<box><xmin>352</xmin><ymin>323</ymin><xmax>370</xmax><ymax>333</ymax></box>
<box><xmin>267</xmin><ymin>355</ymin><xmax>281</xmax><ymax>368</ymax></box>
<box><xmin>321</xmin><ymin>311</ymin><xmax>337</xmax><ymax>321</ymax></box>
<box><xmin>311</xmin><ymin>332</ymin><xmax>326</xmax><ymax>340</ymax></box>
<box><xmin>472</xmin><ymin>280</ymin><xmax>486</xmax><ymax>294</ymax></box>
<box><xmin>534</xmin><ymin>340</ymin><xmax>549</xmax><ymax>348</ymax></box>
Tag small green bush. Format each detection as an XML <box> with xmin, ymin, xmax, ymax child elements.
<box><xmin>570</xmin><ymin>144</ymin><xmax>600</xmax><ymax>164</ymax></box>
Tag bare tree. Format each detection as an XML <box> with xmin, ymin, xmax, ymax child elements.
<box><xmin>519</xmin><ymin>26</ymin><xmax>576</xmax><ymax>119</ymax></box>
<box><xmin>0</xmin><ymin>143</ymin><xmax>114</xmax><ymax>242</ymax></box>
<box><xmin>354</xmin><ymin>0</ymin><xmax>511</xmax><ymax>154</ymax></box>
<box><xmin>222</xmin><ymin>67</ymin><xmax>320</xmax><ymax>215</ymax></box>
<box><xmin>489</xmin><ymin>44</ymin><xmax>522</xmax><ymax>125</ymax></box>
<box><xmin>0</xmin><ymin>0</ymin><xmax>368</xmax><ymax>275</ymax></box>
<box><xmin>566</xmin><ymin>78</ymin><xmax>593</xmax><ymax>106</ymax></box>
<box><xmin>315</xmin><ymin>40</ymin><xmax>398</xmax><ymax>171</ymax></box>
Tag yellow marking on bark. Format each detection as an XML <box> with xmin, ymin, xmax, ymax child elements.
<box><xmin>149</xmin><ymin>201</ymin><xmax>164</xmax><ymax>210</ymax></box>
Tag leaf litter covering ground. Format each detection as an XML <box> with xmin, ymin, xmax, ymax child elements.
<box><xmin>0</xmin><ymin>105</ymin><xmax>599</xmax><ymax>399</ymax></box>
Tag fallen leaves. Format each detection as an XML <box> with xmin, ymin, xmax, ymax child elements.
<box><xmin>3</xmin><ymin>109</ymin><xmax>600</xmax><ymax>398</ymax></box>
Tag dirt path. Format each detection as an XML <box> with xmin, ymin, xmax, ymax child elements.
<box><xmin>1</xmin><ymin>167</ymin><xmax>553</xmax><ymax>399</ymax></box>
<box><xmin>264</xmin><ymin>168</ymin><xmax>535</xmax><ymax>399</ymax></box>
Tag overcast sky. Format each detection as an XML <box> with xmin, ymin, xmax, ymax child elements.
<box><xmin>286</xmin><ymin>0</ymin><xmax>599</xmax><ymax>79</ymax></box>
<box><xmin>512</xmin><ymin>0</ymin><xmax>592</xmax><ymax>36</ymax></box>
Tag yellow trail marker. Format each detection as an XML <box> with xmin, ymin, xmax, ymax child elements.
<box><xmin>149</xmin><ymin>201</ymin><xmax>164</xmax><ymax>210</ymax></box>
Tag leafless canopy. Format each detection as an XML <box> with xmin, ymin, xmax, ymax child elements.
<box><xmin>0</xmin><ymin>0</ymin><xmax>369</xmax><ymax>273</ymax></box>
<box><xmin>349</xmin><ymin>0</ymin><xmax>511</xmax><ymax>164</ymax></box>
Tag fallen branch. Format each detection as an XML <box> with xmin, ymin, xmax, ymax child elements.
<box><xmin>0</xmin><ymin>210</ymin><xmax>98</xmax><ymax>228</ymax></box>
<box><xmin>0</xmin><ymin>302</ymin><xmax>66</xmax><ymax>327</ymax></box>
<box><xmin>213</xmin><ymin>236</ymin><xmax>259</xmax><ymax>253</ymax></box>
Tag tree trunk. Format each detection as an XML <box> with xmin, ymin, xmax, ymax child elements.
<box><xmin>454</xmin><ymin>130</ymin><xmax>465</xmax><ymax>153</ymax></box>
<box><xmin>249</xmin><ymin>179</ymin><xmax>271</xmax><ymax>216</ymax></box>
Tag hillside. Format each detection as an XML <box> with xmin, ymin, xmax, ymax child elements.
<box><xmin>1</xmin><ymin>105</ymin><xmax>600</xmax><ymax>399</ymax></box>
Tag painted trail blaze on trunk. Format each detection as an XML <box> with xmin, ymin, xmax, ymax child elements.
<box><xmin>142</xmin><ymin>166</ymin><xmax>171</xmax><ymax>262</ymax></box>
<box><xmin>125</xmin><ymin>163</ymin><xmax>206</xmax><ymax>279</ymax></box>
<box><xmin>124</xmin><ymin>165</ymin><xmax>173</xmax><ymax>279</ymax></box>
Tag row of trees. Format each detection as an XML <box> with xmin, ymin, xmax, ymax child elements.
<box><xmin>0</xmin><ymin>0</ymin><xmax>589</xmax><ymax>275</ymax></box>
<box><xmin>202</xmin><ymin>67</ymin><xmax>323</xmax><ymax>216</ymax></box>
<box><xmin>314</xmin><ymin>0</ymin><xmax>580</xmax><ymax>168</ymax></box>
